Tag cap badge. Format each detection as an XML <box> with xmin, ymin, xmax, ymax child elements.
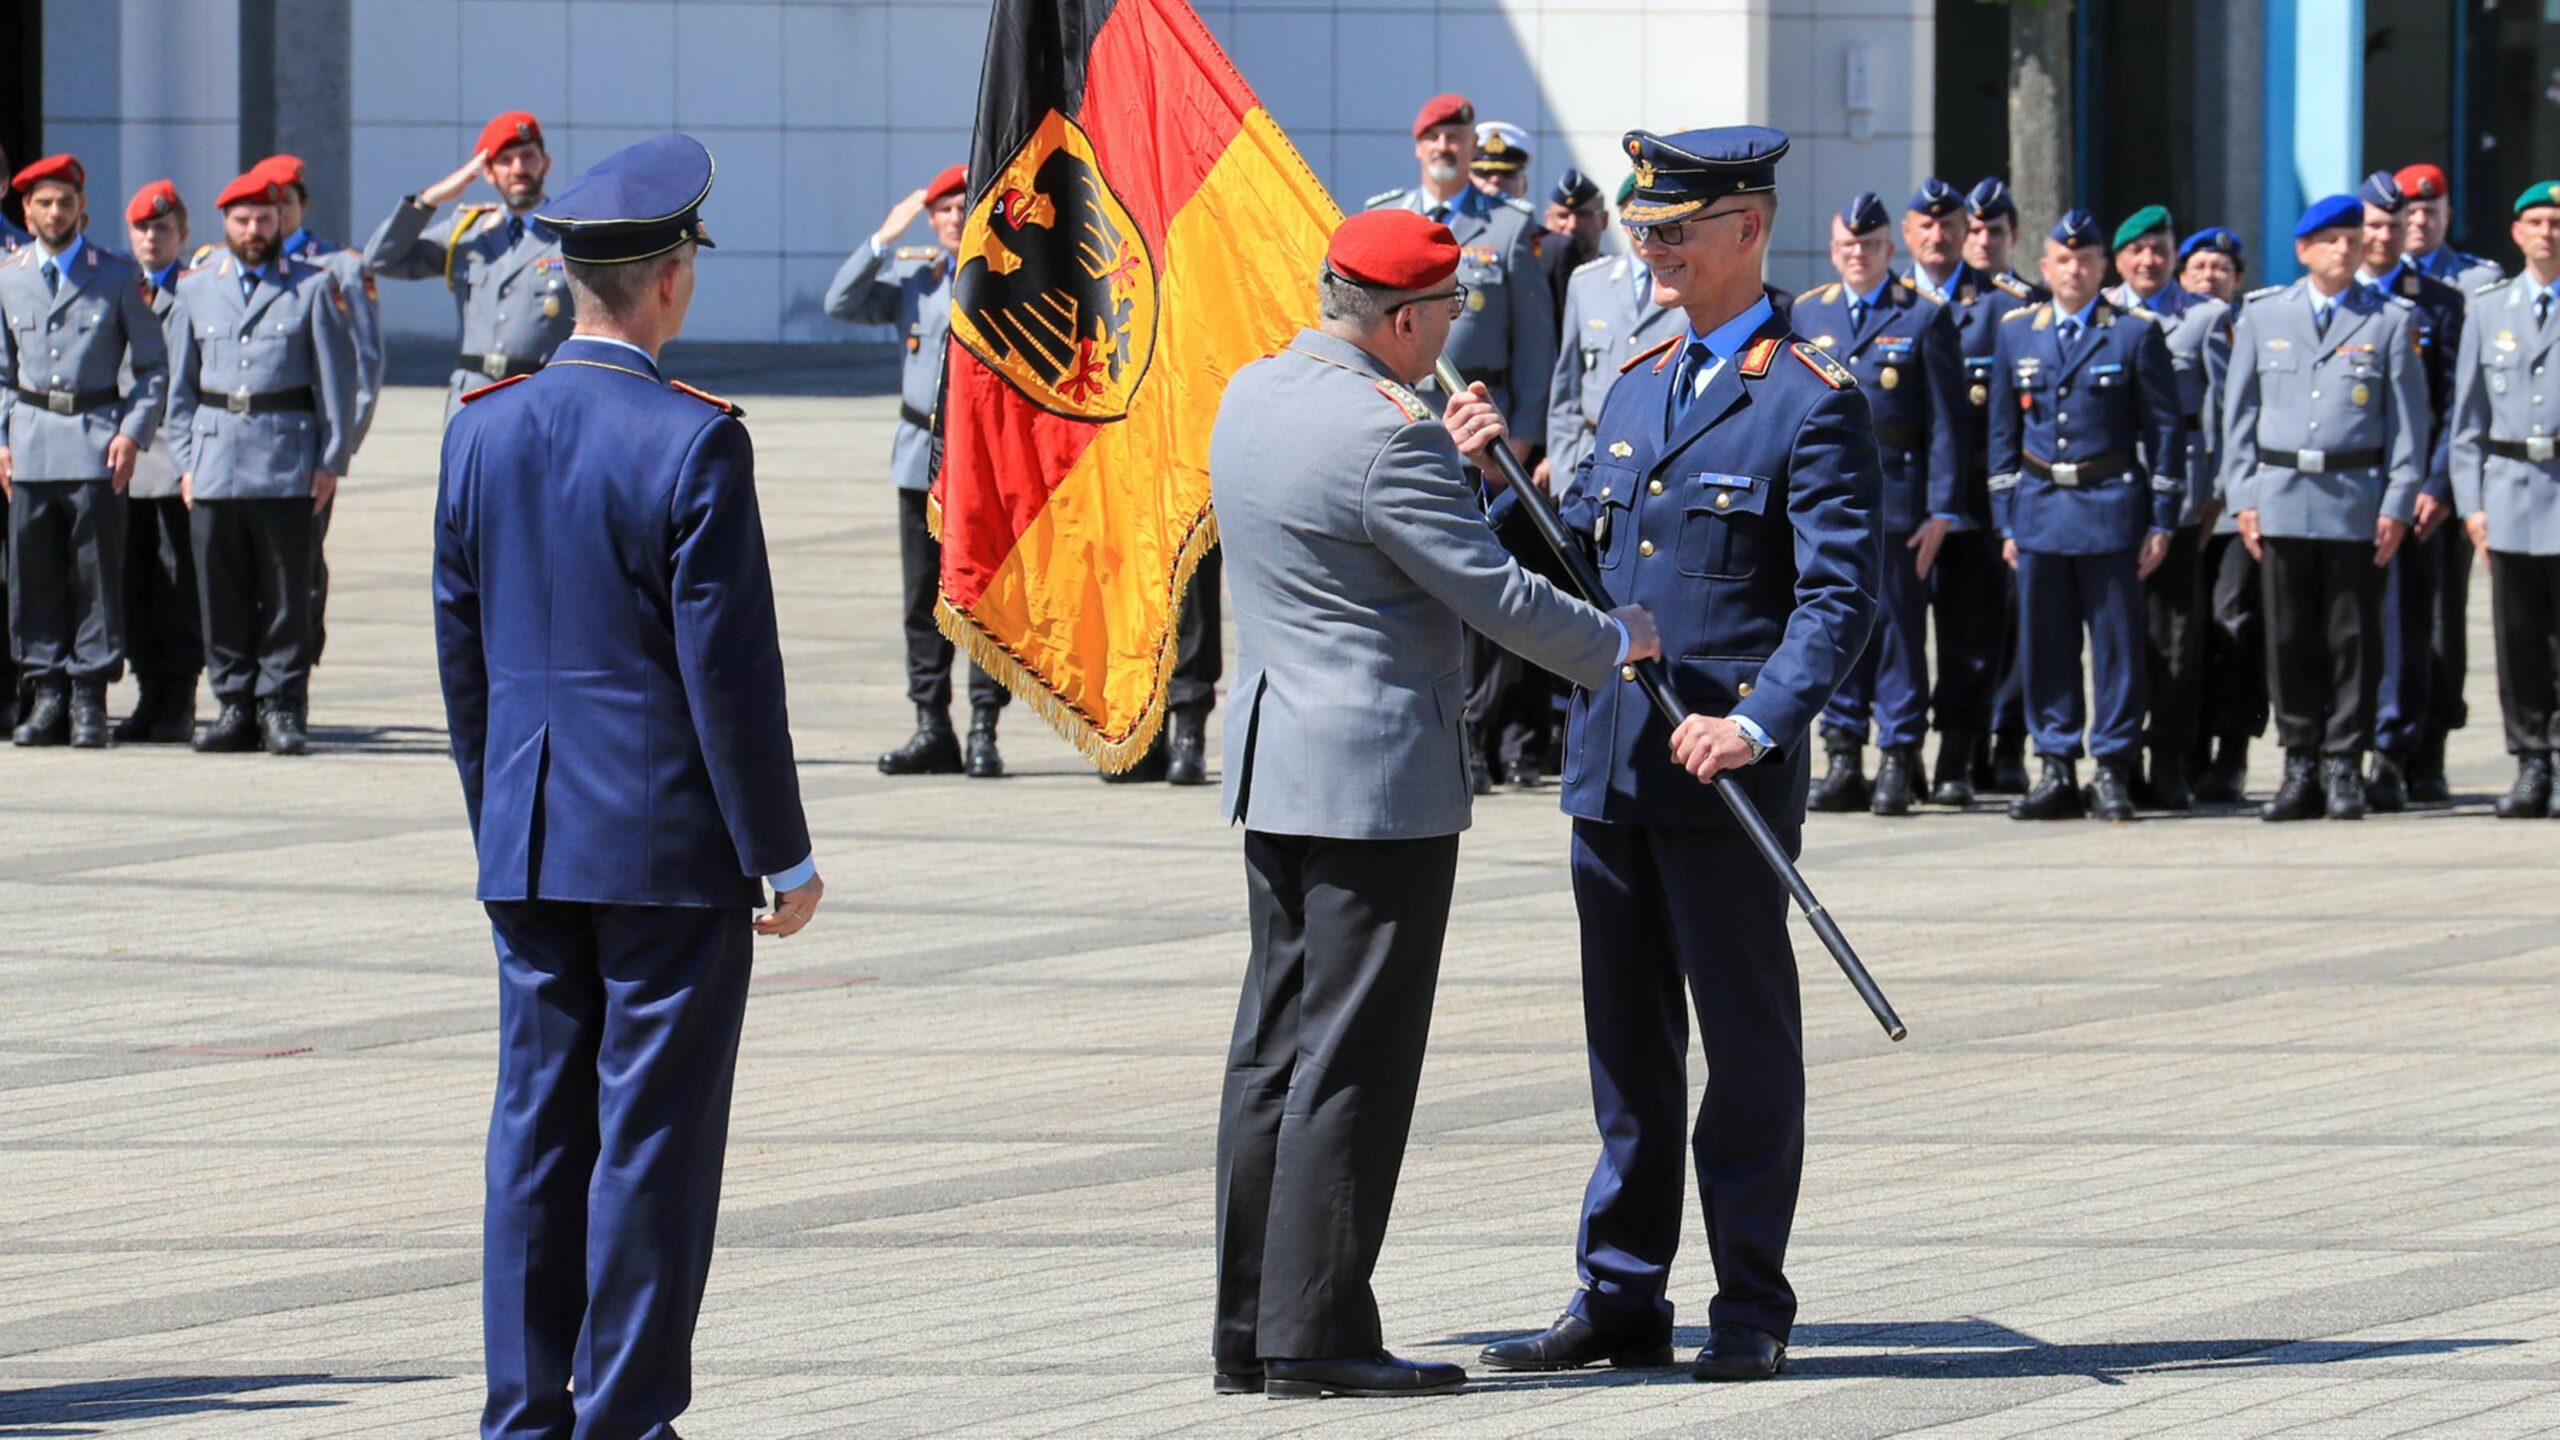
<box><xmin>1633</xmin><ymin>157</ymin><xmax>1656</xmax><ymax>190</ymax></box>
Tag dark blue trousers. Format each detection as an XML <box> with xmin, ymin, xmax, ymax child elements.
<box><xmin>2017</xmin><ymin>548</ymin><xmax>2149</xmax><ymax>762</ymax></box>
<box><xmin>1566</xmin><ymin>818</ymin><xmax>1804</xmax><ymax>1344</ymax></box>
<box><xmin>1991</xmin><ymin>554</ymin><xmax>2027</xmax><ymax>737</ymax></box>
<box><xmin>2376</xmin><ymin>525</ymin><xmax>2438</xmax><ymax>756</ymax></box>
<box><xmin>482</xmin><ymin>900</ymin><xmax>754</xmax><ymax>1440</ymax></box>
<box><xmin>1820</xmin><ymin>527</ymin><xmax>1930</xmax><ymax>747</ymax></box>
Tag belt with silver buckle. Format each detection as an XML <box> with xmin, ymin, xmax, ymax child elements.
<box><xmin>12</xmin><ymin>385</ymin><xmax>118</xmax><ymax>416</ymax></box>
<box><xmin>2022</xmin><ymin>452</ymin><xmax>2133</xmax><ymax>487</ymax></box>
<box><xmin>2488</xmin><ymin>437</ymin><xmax>2560</xmax><ymax>463</ymax></box>
<box><xmin>219</xmin><ymin>386</ymin><xmax>317</xmax><ymax>416</ymax></box>
<box><xmin>2261</xmin><ymin>446</ymin><xmax>2381</xmax><ymax>474</ymax></box>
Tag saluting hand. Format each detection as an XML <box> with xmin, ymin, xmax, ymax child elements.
<box><xmin>757</xmin><ymin>873</ymin><xmax>825</xmax><ymax>938</ymax></box>
<box><xmin>1444</xmin><ymin>382</ymin><xmax>1508</xmax><ymax>471</ymax></box>
<box><xmin>875</xmin><ymin>188</ymin><xmax>931</xmax><ymax>248</ymax></box>
<box><xmin>420</xmin><ymin>151</ymin><xmax>492</xmax><ymax>208</ymax></box>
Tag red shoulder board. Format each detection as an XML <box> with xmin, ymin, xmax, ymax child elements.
<box><xmin>1738</xmin><ymin>337</ymin><xmax>1781</xmax><ymax>378</ymax></box>
<box><xmin>459</xmin><ymin>374</ymin><xmax>532</xmax><ymax>405</ymax></box>
<box><xmin>670</xmin><ymin>380</ymin><xmax>746</xmax><ymax>418</ymax></box>
<box><xmin>1791</xmin><ymin>342</ymin><xmax>1854</xmax><ymax>390</ymax></box>
<box><xmin>1626</xmin><ymin>335</ymin><xmax>1680</xmax><ymax>374</ymax></box>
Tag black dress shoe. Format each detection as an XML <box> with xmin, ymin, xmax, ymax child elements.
<box><xmin>964</xmin><ymin>708</ymin><xmax>1004</xmax><ymax>779</ymax></box>
<box><xmin>1479</xmin><ymin>1312</ymin><xmax>1674</xmax><ymax>1372</ymax></box>
<box><xmin>1988</xmin><ymin>732</ymin><xmax>2031</xmax><ymax>795</ymax></box>
<box><xmin>2408</xmin><ymin>731</ymin><xmax>2452</xmax><ymax>803</ymax></box>
<box><xmin>2146</xmin><ymin>747</ymin><xmax>2193</xmax><ymax>811</ymax></box>
<box><xmin>1264</xmin><ymin>1350</ymin><xmax>1465</xmax><ymax>1398</ymax></box>
<box><xmin>2497</xmin><ymin>754</ymin><xmax>2553</xmax><ymax>819</ymax></box>
<box><xmin>880</xmin><ymin>705</ymin><xmax>963</xmax><ymax>775</ymax></box>
<box><xmin>12</xmin><ymin>682</ymin><xmax>67</xmax><ymax>747</ymax></box>
<box><xmin>2366</xmin><ymin>750</ymin><xmax>2409</xmax><ymax>814</ymax></box>
<box><xmin>259</xmin><ymin>699</ymin><xmax>309</xmax><ymax>757</ymax></box>
<box><xmin>68</xmin><ymin>681</ymin><xmax>111</xmax><ymax>749</ymax></box>
<box><xmin>1809</xmin><ymin>731</ymin><xmax>1869</xmax><ymax>812</ymax></box>
<box><xmin>1165</xmin><ymin>708</ymin><xmax>1209</xmax><ymax>786</ymax></box>
<box><xmin>2197</xmin><ymin>736</ymin><xmax>2249</xmax><ymax>804</ymax></box>
<box><xmin>2089</xmin><ymin>757</ymin><xmax>2138</xmax><ymax>822</ymax></box>
<box><xmin>1105</xmin><ymin>743</ymin><xmax>1171</xmax><ymax>783</ymax></box>
<box><xmin>1928</xmin><ymin>731</ymin><xmax>1976</xmax><ymax>805</ymax></box>
<box><xmin>2261</xmin><ymin>750</ymin><xmax>2323</xmax><ymax>822</ymax></box>
<box><xmin>1212</xmin><ymin>1364</ymin><xmax>1262</xmax><ymax>1395</ymax></box>
<box><xmin>194</xmin><ymin>701</ymin><xmax>261</xmax><ymax>753</ymax></box>
<box><xmin>2008</xmin><ymin>756</ymin><xmax>2086</xmax><ymax>820</ymax></box>
<box><xmin>1868</xmin><ymin>745</ymin><xmax>1917</xmax><ymax>815</ymax></box>
<box><xmin>1690</xmin><ymin>1323</ymin><xmax>1786</xmax><ymax>1382</ymax></box>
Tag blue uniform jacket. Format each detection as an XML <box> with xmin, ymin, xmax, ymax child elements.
<box><xmin>1918</xmin><ymin>263</ymin><xmax>2040</xmax><ymax>529</ymax></box>
<box><xmin>433</xmin><ymin>336</ymin><xmax>811</xmax><ymax>909</ymax></box>
<box><xmin>1495</xmin><ymin>308</ymin><xmax>1882</xmax><ymax>831</ymax></box>
<box><xmin>1986</xmin><ymin>297</ymin><xmax>2187</xmax><ymax>554</ymax></box>
<box><xmin>1790</xmin><ymin>276</ymin><xmax>1965</xmax><ymax>534</ymax></box>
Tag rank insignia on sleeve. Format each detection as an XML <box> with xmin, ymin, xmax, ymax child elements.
<box><xmin>1791</xmin><ymin>342</ymin><xmax>1854</xmax><ymax>388</ymax></box>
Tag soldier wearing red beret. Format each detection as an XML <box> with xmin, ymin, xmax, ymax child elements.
<box><xmin>116</xmin><ymin>179</ymin><xmax>205</xmax><ymax>744</ymax></box>
<box><xmin>2395</xmin><ymin>163</ymin><xmax>2503</xmax><ymax>291</ymax></box>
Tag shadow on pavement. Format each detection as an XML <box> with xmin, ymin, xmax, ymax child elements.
<box><xmin>0</xmin><ymin>1373</ymin><xmax>439</xmax><ymax>1433</ymax></box>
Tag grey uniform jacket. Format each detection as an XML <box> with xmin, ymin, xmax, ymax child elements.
<box><xmin>1366</xmin><ymin>185</ymin><xmax>1556</xmax><ymax>444</ymax></box>
<box><xmin>1212</xmin><ymin>328</ymin><xmax>1625</xmax><ymax>840</ymax></box>
<box><xmin>165</xmin><ymin>251</ymin><xmax>361</xmax><ymax>500</ymax></box>
<box><xmin>824</xmin><ymin>240</ymin><xmax>950</xmax><ymax>493</ymax></box>
<box><xmin>2111</xmin><ymin>284</ymin><xmax>2234</xmax><ymax>527</ymax></box>
<box><xmin>0</xmin><ymin>242</ymin><xmax>169</xmax><ymax>481</ymax></box>
<box><xmin>1548</xmin><ymin>253</ymin><xmax>1682</xmax><ymax>483</ymax></box>
<box><xmin>285</xmin><ymin>233</ymin><xmax>385</xmax><ymax>452</ymax></box>
<box><xmin>125</xmin><ymin>271</ymin><xmax>184</xmax><ymax>499</ymax></box>
<box><xmin>2449</xmin><ymin>271</ymin><xmax>2560</xmax><ymax>555</ymax></box>
<box><xmin>363</xmin><ymin>199</ymin><xmax>570</xmax><ymax>412</ymax></box>
<box><xmin>2220</xmin><ymin>280</ymin><xmax>2427</xmax><ymax>541</ymax></box>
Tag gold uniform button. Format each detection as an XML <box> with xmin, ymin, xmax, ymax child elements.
<box><xmin>1621</xmin><ymin>665</ymin><xmax>1638</xmax><ymax>681</ymax></box>
<box><xmin>1639</xmin><ymin>539</ymin><xmax>1656</xmax><ymax>556</ymax></box>
<box><xmin>1714</xmin><ymin>491</ymin><xmax>1732</xmax><ymax>510</ymax></box>
<box><xmin>1649</xmin><ymin>479</ymin><xmax>1664</xmax><ymax>495</ymax></box>
<box><xmin>1737</xmin><ymin>681</ymin><xmax>1754</xmax><ymax>697</ymax></box>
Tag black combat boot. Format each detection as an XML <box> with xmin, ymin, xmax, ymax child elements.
<box><xmin>1810</xmin><ymin>728</ymin><xmax>1870</xmax><ymax>812</ymax></box>
<box><xmin>1869</xmin><ymin>745</ymin><xmax>1917</xmax><ymax>816</ymax></box>
<box><xmin>193</xmin><ymin>700</ymin><xmax>260</xmax><ymax>753</ymax></box>
<box><xmin>2323</xmin><ymin>754</ymin><xmax>2367</xmax><ymax>820</ymax></box>
<box><xmin>2495</xmin><ymin>754</ymin><xmax>2553</xmax><ymax>820</ymax></box>
<box><xmin>148</xmin><ymin>678</ymin><xmax>198</xmax><ymax>744</ymax></box>
<box><xmin>2260</xmin><ymin>750</ymin><xmax>2324</xmax><ymax>822</ymax></box>
<box><xmin>2407</xmin><ymin>730</ymin><xmax>2452</xmax><ymax>803</ymax></box>
<box><xmin>1928</xmin><ymin>732</ymin><xmax>1976</xmax><ymax>806</ymax></box>
<box><xmin>114</xmin><ymin>675</ymin><xmax>165</xmax><ymax>743</ymax></box>
<box><xmin>11</xmin><ymin>680</ymin><xmax>68</xmax><ymax>747</ymax></box>
<box><xmin>879</xmin><ymin>705</ymin><xmax>963</xmax><ymax>776</ymax></box>
<box><xmin>964</xmin><ymin>706</ymin><xmax>1004</xmax><ymax>779</ymax></box>
<box><xmin>258</xmin><ymin>698</ymin><xmax>309</xmax><ymax>757</ymax></box>
<box><xmin>67</xmin><ymin>680</ymin><xmax>111</xmax><ymax>749</ymax></box>
<box><xmin>1988</xmin><ymin>731</ymin><xmax>2031</xmax><ymax>794</ymax></box>
<box><xmin>2146</xmin><ymin>746</ymin><xmax>2193</xmax><ymax>811</ymax></box>
<box><xmin>1165</xmin><ymin>707</ymin><xmax>1209</xmax><ymax>786</ymax></box>
<box><xmin>2008</xmin><ymin>757</ymin><xmax>2087</xmax><ymax>820</ymax></box>
<box><xmin>2197</xmin><ymin>735</ymin><xmax>2250</xmax><ymax>803</ymax></box>
<box><xmin>2365</xmin><ymin>749</ymin><xmax>2410</xmax><ymax>814</ymax></box>
<box><xmin>2090</xmin><ymin>756</ymin><xmax>2138</xmax><ymax>822</ymax></box>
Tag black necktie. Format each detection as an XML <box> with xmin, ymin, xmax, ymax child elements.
<box><xmin>2315</xmin><ymin>302</ymin><xmax>2333</xmax><ymax>339</ymax></box>
<box><xmin>1849</xmin><ymin>298</ymin><xmax>1869</xmax><ymax>333</ymax></box>
<box><xmin>506</xmin><ymin>216</ymin><xmax>524</xmax><ymax>249</ymax></box>
<box><xmin>1670</xmin><ymin>340</ymin><xmax>1711</xmax><ymax>426</ymax></box>
<box><xmin>39</xmin><ymin>259</ymin><xmax>57</xmax><ymax>296</ymax></box>
<box><xmin>2058</xmin><ymin>316</ymin><xmax>2082</xmax><ymax>352</ymax></box>
<box><xmin>2539</xmin><ymin>293</ymin><xmax>2552</xmax><ymax>328</ymax></box>
<box><xmin>240</xmin><ymin>270</ymin><xmax>257</xmax><ymax>303</ymax></box>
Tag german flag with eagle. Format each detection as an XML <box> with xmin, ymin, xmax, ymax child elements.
<box><xmin>933</xmin><ymin>0</ymin><xmax>1342</xmax><ymax>769</ymax></box>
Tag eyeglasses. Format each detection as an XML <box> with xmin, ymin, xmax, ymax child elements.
<box><xmin>1625</xmin><ymin>208</ymin><xmax>1754</xmax><ymax>248</ymax></box>
<box><xmin>1392</xmin><ymin>285</ymin><xmax>1470</xmax><ymax>319</ymax></box>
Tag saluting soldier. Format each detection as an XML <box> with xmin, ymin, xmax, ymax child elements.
<box><xmin>365</xmin><ymin>110</ymin><xmax>572</xmax><ymax>415</ymax></box>
<box><xmin>1477</xmin><ymin>125</ymin><xmax>1880</xmax><ymax>1386</ymax></box>
<box><xmin>165</xmin><ymin>167</ymin><xmax>362</xmax><ymax>757</ymax></box>
<box><xmin>0</xmin><ymin>154</ymin><xmax>169</xmax><ymax>748</ymax></box>
<box><xmin>0</xmin><ymin>155</ymin><xmax>20</xmax><ymax>724</ymax></box>
<box><xmin>2107</xmin><ymin>204</ymin><xmax>2232</xmax><ymax>809</ymax></box>
<box><xmin>1985</xmin><ymin>210</ymin><xmax>2186</xmax><ymax>823</ymax></box>
<box><xmin>2448</xmin><ymin>181</ymin><xmax>2560</xmax><ymax>818</ymax></box>
<box><xmin>2182</xmin><ymin>227</ymin><xmax>2273</xmax><ymax>800</ymax></box>
<box><xmin>826</xmin><ymin>164</ymin><xmax>1012</xmax><ymax>780</ymax></box>
<box><xmin>1962</xmin><ymin>177</ymin><xmax>2047</xmax><ymax>793</ymax></box>
<box><xmin>117</xmin><ymin>179</ymin><xmax>202</xmax><ymax>744</ymax></box>
<box><xmin>2221</xmin><ymin>194</ymin><xmax>2428</xmax><ymax>821</ymax></box>
<box><xmin>2398</xmin><ymin>164</ymin><xmax>2504</xmax><ymax>290</ymax></box>
<box><xmin>1793</xmin><ymin>190</ymin><xmax>1964</xmax><ymax>816</ymax></box>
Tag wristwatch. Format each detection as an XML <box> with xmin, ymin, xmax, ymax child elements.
<box><xmin>1740</xmin><ymin>730</ymin><xmax>1771</xmax><ymax>765</ymax></box>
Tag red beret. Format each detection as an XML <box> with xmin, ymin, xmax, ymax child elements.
<box><xmin>1327</xmin><ymin>210</ymin><xmax>1460</xmax><ymax>290</ymax></box>
<box><xmin>924</xmin><ymin>164</ymin><xmax>967</xmax><ymax>207</ymax></box>
<box><xmin>126</xmin><ymin>179</ymin><xmax>182</xmax><ymax>226</ymax></box>
<box><xmin>1411</xmin><ymin>93</ymin><xmax>1475</xmax><ymax>140</ymax></box>
<box><xmin>2395</xmin><ymin>163</ymin><xmax>2449</xmax><ymax>202</ymax></box>
<box><xmin>215</xmin><ymin>171</ymin><xmax>287</xmax><ymax>211</ymax></box>
<box><xmin>253</xmin><ymin>154</ymin><xmax>307</xmax><ymax>191</ymax></box>
<box><xmin>10</xmin><ymin>154</ymin><xmax>84</xmax><ymax>195</ymax></box>
<box><xmin>476</xmin><ymin>110</ymin><xmax>545</xmax><ymax>159</ymax></box>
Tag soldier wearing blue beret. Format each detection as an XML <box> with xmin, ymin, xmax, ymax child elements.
<box><xmin>436</xmin><ymin>133</ymin><xmax>823</xmax><ymax>1438</ymax></box>
<box><xmin>2221</xmin><ymin>193</ymin><xmax>2429</xmax><ymax>820</ymax></box>
<box><xmin>1961</xmin><ymin>177</ymin><xmax>2050</xmax><ymax>792</ymax></box>
<box><xmin>1477</xmin><ymin>124</ymin><xmax>1880</xmax><ymax>1385</ymax></box>
<box><xmin>1985</xmin><ymin>209</ymin><xmax>2188</xmax><ymax>821</ymax></box>
<box><xmin>1791</xmin><ymin>190</ymin><xmax>1966</xmax><ymax>815</ymax></box>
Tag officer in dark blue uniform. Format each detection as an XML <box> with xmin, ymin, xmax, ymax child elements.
<box><xmin>1986</xmin><ymin>210</ymin><xmax>2186</xmax><ymax>822</ymax></box>
<box><xmin>1477</xmin><ymin>125</ymin><xmax>1880</xmax><ymax>1385</ymax></box>
<box><xmin>433</xmin><ymin>133</ymin><xmax>823</xmax><ymax>1440</ymax></box>
<box><xmin>1961</xmin><ymin>177</ymin><xmax>2050</xmax><ymax>793</ymax></box>
<box><xmin>1793</xmin><ymin>190</ymin><xmax>1964</xmax><ymax>815</ymax></box>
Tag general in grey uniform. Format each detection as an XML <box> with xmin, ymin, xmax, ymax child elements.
<box><xmin>118</xmin><ymin>178</ymin><xmax>203</xmax><ymax>744</ymax></box>
<box><xmin>0</xmin><ymin>154</ymin><xmax>168</xmax><ymax>748</ymax></box>
<box><xmin>2220</xmin><ymin>193</ymin><xmax>2428</xmax><ymax>821</ymax></box>
<box><xmin>166</xmin><ymin>167</ymin><xmax>362</xmax><ymax>757</ymax></box>
<box><xmin>2448</xmin><ymin>179</ymin><xmax>2560</xmax><ymax>818</ymax></box>
<box><xmin>363</xmin><ymin>110</ymin><xmax>571</xmax><ymax>415</ymax></box>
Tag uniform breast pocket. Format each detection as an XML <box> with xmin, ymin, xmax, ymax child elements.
<box><xmin>2486</xmin><ymin>351</ymin><xmax>2515</xmax><ymax>395</ymax></box>
<box><xmin>1580</xmin><ymin>461</ymin><xmax>1638</xmax><ymax>569</ymax></box>
<box><xmin>1676</xmin><ymin>473</ymin><xmax>1771</xmax><ymax>580</ymax></box>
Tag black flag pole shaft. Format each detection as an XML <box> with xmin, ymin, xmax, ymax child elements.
<box><xmin>1436</xmin><ymin>358</ymin><xmax>1907</xmax><ymax>1042</ymax></box>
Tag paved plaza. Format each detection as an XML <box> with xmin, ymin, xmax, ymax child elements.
<box><xmin>3</xmin><ymin>384</ymin><xmax>2559</xmax><ymax>1438</ymax></box>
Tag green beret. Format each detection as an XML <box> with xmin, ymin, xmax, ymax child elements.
<box><xmin>2516</xmin><ymin>181</ymin><xmax>2560</xmax><ymax>216</ymax></box>
<box><xmin>2111</xmin><ymin>204</ymin><xmax>2173</xmax><ymax>252</ymax></box>
<box><xmin>1616</xmin><ymin>173</ymin><xmax>1638</xmax><ymax>207</ymax></box>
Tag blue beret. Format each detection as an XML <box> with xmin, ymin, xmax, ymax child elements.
<box><xmin>1909</xmin><ymin>178</ymin><xmax>1964</xmax><ymax>217</ymax></box>
<box><xmin>1967</xmin><ymin>177</ymin><xmax>2016</xmax><ymax>221</ymax></box>
<box><xmin>2050</xmin><ymin>208</ymin><xmax>2104</xmax><ymax>249</ymax></box>
<box><xmin>1552</xmin><ymin>167</ymin><xmax>1600</xmax><ymax>209</ymax></box>
<box><xmin>2178</xmin><ymin>226</ymin><xmax>2244</xmax><ymax>265</ymax></box>
<box><xmin>2357</xmin><ymin>169</ymin><xmax>2406</xmax><ymax>213</ymax></box>
<box><xmin>1839</xmin><ymin>191</ymin><xmax>1889</xmax><ymax>235</ymax></box>
<box><xmin>2294</xmin><ymin>192</ymin><xmax>2363</xmax><ymax>238</ymax></box>
<box><xmin>537</xmin><ymin>133</ymin><xmax>719</xmax><ymax>265</ymax></box>
<box><xmin>1621</xmin><ymin>126</ymin><xmax>1789</xmax><ymax>225</ymax></box>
